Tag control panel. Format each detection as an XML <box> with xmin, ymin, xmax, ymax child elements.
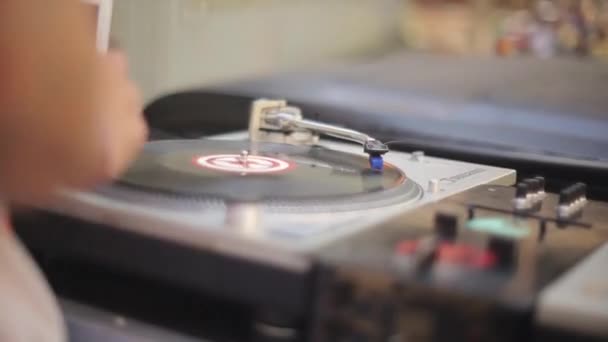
<box><xmin>312</xmin><ymin>182</ymin><xmax>608</xmax><ymax>342</ymax></box>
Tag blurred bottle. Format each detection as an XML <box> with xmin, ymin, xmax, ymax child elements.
<box><xmin>496</xmin><ymin>9</ymin><xmax>533</xmax><ymax>57</ymax></box>
<box><xmin>590</xmin><ymin>1</ymin><xmax>608</xmax><ymax>59</ymax></box>
<box><xmin>529</xmin><ymin>0</ymin><xmax>559</xmax><ymax>58</ymax></box>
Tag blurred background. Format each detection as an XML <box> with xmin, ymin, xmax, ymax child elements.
<box><xmin>111</xmin><ymin>0</ymin><xmax>403</xmax><ymax>102</ymax></box>
<box><xmin>110</xmin><ymin>0</ymin><xmax>608</xmax><ymax>102</ymax></box>
<box><xmin>111</xmin><ymin>0</ymin><xmax>608</xmax><ymax>199</ymax></box>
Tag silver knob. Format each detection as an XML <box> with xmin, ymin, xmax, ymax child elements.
<box><xmin>428</xmin><ymin>179</ymin><xmax>440</xmax><ymax>194</ymax></box>
<box><xmin>240</xmin><ymin>150</ymin><xmax>250</xmax><ymax>166</ymax></box>
<box><xmin>411</xmin><ymin>151</ymin><xmax>425</xmax><ymax>162</ymax></box>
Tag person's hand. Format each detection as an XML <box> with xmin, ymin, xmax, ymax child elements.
<box><xmin>0</xmin><ymin>1</ymin><xmax>147</xmax><ymax>206</ymax></box>
<box><xmin>90</xmin><ymin>50</ymin><xmax>148</xmax><ymax>183</ymax></box>
<box><xmin>0</xmin><ymin>48</ymin><xmax>147</xmax><ymax>205</ymax></box>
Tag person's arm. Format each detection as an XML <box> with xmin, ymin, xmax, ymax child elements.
<box><xmin>0</xmin><ymin>0</ymin><xmax>146</xmax><ymax>204</ymax></box>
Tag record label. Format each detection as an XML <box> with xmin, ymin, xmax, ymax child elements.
<box><xmin>194</xmin><ymin>154</ymin><xmax>293</xmax><ymax>174</ymax></box>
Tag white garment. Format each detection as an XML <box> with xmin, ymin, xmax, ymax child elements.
<box><xmin>0</xmin><ymin>207</ymin><xmax>66</xmax><ymax>342</ymax></box>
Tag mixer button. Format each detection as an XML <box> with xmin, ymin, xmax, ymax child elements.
<box><xmin>488</xmin><ymin>237</ymin><xmax>516</xmax><ymax>270</ymax></box>
<box><xmin>395</xmin><ymin>240</ymin><xmax>497</xmax><ymax>270</ymax></box>
<box><xmin>436</xmin><ymin>244</ymin><xmax>473</xmax><ymax>264</ymax></box>
<box><xmin>434</xmin><ymin>213</ymin><xmax>458</xmax><ymax>241</ymax></box>
<box><xmin>395</xmin><ymin>240</ymin><xmax>419</xmax><ymax>256</ymax></box>
<box><xmin>470</xmin><ymin>251</ymin><xmax>497</xmax><ymax>269</ymax></box>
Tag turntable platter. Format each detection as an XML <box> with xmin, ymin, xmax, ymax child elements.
<box><xmin>105</xmin><ymin>140</ymin><xmax>422</xmax><ymax>211</ymax></box>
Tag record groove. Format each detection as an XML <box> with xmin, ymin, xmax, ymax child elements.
<box><xmin>100</xmin><ymin>140</ymin><xmax>423</xmax><ymax>212</ymax></box>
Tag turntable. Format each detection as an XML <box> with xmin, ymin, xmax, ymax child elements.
<box><xmin>35</xmin><ymin>99</ymin><xmax>514</xmax><ymax>259</ymax></box>
<box><xmin>15</xmin><ymin>99</ymin><xmax>517</xmax><ymax>341</ymax></box>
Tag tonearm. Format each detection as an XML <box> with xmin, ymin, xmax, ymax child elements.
<box><xmin>248</xmin><ymin>99</ymin><xmax>389</xmax><ymax>170</ymax></box>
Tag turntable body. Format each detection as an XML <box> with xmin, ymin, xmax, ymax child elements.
<box><xmin>43</xmin><ymin>132</ymin><xmax>515</xmax><ymax>271</ymax></box>
<box><xmin>14</xmin><ymin>99</ymin><xmax>523</xmax><ymax>341</ymax></box>
<box><xmin>15</xmin><ymin>99</ymin><xmax>608</xmax><ymax>342</ymax></box>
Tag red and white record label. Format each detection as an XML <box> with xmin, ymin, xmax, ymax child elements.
<box><xmin>194</xmin><ymin>154</ymin><xmax>292</xmax><ymax>174</ymax></box>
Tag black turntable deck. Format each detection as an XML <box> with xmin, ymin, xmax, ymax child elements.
<box><xmin>105</xmin><ymin>139</ymin><xmax>422</xmax><ymax>211</ymax></box>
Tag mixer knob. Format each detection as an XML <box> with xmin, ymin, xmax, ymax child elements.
<box><xmin>559</xmin><ymin>182</ymin><xmax>587</xmax><ymax>204</ymax></box>
<box><xmin>557</xmin><ymin>182</ymin><xmax>588</xmax><ymax>219</ymax></box>
<box><xmin>488</xmin><ymin>237</ymin><xmax>516</xmax><ymax>270</ymax></box>
<box><xmin>524</xmin><ymin>178</ymin><xmax>540</xmax><ymax>195</ymax></box>
<box><xmin>521</xmin><ymin>177</ymin><xmax>548</xmax><ymax>206</ymax></box>
<box><xmin>434</xmin><ymin>213</ymin><xmax>458</xmax><ymax>241</ymax></box>
<box><xmin>534</xmin><ymin>176</ymin><xmax>547</xmax><ymax>201</ymax></box>
<box><xmin>515</xmin><ymin>183</ymin><xmax>529</xmax><ymax>199</ymax></box>
<box><xmin>559</xmin><ymin>188</ymin><xmax>576</xmax><ymax>205</ymax></box>
<box><xmin>524</xmin><ymin>179</ymin><xmax>541</xmax><ymax>204</ymax></box>
<box><xmin>576</xmin><ymin>182</ymin><xmax>588</xmax><ymax>201</ymax></box>
<box><xmin>534</xmin><ymin>176</ymin><xmax>546</xmax><ymax>193</ymax></box>
<box><xmin>513</xmin><ymin>177</ymin><xmax>547</xmax><ymax>212</ymax></box>
<box><xmin>513</xmin><ymin>183</ymin><xmax>530</xmax><ymax>210</ymax></box>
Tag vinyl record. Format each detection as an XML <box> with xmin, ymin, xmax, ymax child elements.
<box><xmin>105</xmin><ymin>139</ymin><xmax>423</xmax><ymax>211</ymax></box>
